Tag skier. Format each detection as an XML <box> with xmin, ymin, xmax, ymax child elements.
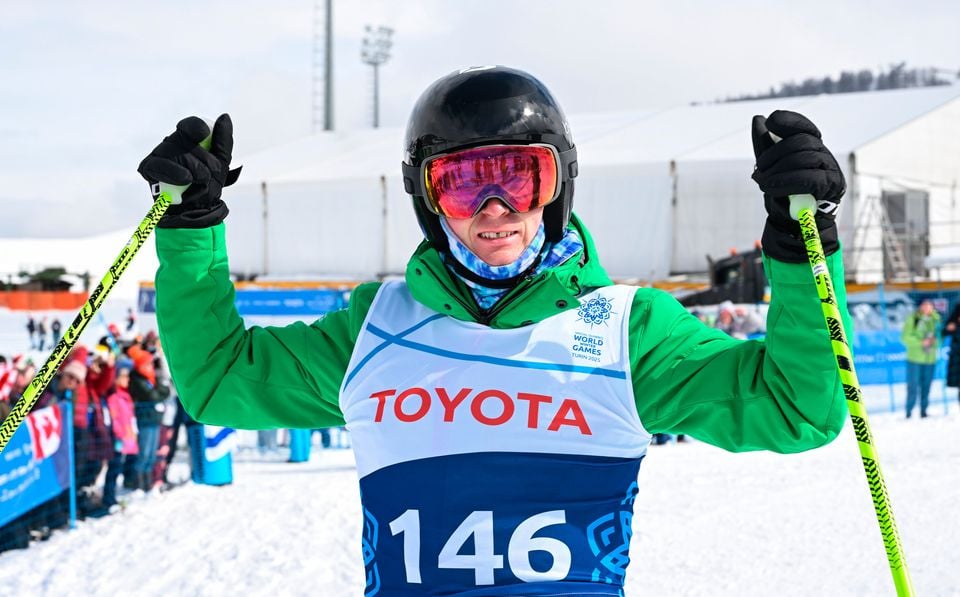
<box><xmin>51</xmin><ymin>318</ymin><xmax>62</xmax><ymax>347</ymax></box>
<box><xmin>36</xmin><ymin>317</ymin><xmax>48</xmax><ymax>351</ymax></box>
<box><xmin>26</xmin><ymin>315</ymin><xmax>37</xmax><ymax>350</ymax></box>
<box><xmin>139</xmin><ymin>66</ymin><xmax>849</xmax><ymax>595</ymax></box>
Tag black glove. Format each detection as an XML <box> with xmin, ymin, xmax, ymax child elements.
<box><xmin>751</xmin><ymin>110</ymin><xmax>845</xmax><ymax>263</ymax></box>
<box><xmin>138</xmin><ymin>114</ymin><xmax>241</xmax><ymax>229</ymax></box>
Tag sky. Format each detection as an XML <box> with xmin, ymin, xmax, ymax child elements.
<box><xmin>1</xmin><ymin>408</ymin><xmax>957</xmax><ymax>595</ymax></box>
<box><xmin>1</xmin><ymin>1</ymin><xmax>958</xmax><ymax>238</ymax></box>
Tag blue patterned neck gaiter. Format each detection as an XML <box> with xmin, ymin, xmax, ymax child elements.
<box><xmin>440</xmin><ymin>217</ymin><xmax>584</xmax><ymax>310</ymax></box>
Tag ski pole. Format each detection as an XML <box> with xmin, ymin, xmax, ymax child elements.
<box><xmin>789</xmin><ymin>193</ymin><xmax>914</xmax><ymax>596</ymax></box>
<box><xmin>0</xmin><ymin>135</ymin><xmax>209</xmax><ymax>455</ymax></box>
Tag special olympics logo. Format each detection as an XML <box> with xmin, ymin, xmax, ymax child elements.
<box><xmin>577</xmin><ymin>297</ymin><xmax>614</xmax><ymax>326</ymax></box>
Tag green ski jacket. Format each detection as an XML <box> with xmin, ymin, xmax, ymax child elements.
<box><xmin>901</xmin><ymin>309</ymin><xmax>941</xmax><ymax>365</ymax></box>
<box><xmin>155</xmin><ymin>214</ymin><xmax>850</xmax><ymax>454</ymax></box>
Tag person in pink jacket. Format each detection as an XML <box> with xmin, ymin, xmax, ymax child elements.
<box><xmin>102</xmin><ymin>359</ymin><xmax>138</xmax><ymax>509</ymax></box>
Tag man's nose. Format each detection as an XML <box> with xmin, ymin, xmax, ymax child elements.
<box><xmin>477</xmin><ymin>197</ymin><xmax>511</xmax><ymax>216</ymax></box>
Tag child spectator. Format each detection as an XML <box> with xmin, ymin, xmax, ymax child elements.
<box><xmin>102</xmin><ymin>360</ymin><xmax>138</xmax><ymax>509</ymax></box>
<box><xmin>127</xmin><ymin>345</ymin><xmax>169</xmax><ymax>490</ymax></box>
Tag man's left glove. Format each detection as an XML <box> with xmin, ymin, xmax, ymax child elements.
<box><xmin>138</xmin><ymin>114</ymin><xmax>241</xmax><ymax>229</ymax></box>
<box><xmin>751</xmin><ymin>110</ymin><xmax>845</xmax><ymax>263</ymax></box>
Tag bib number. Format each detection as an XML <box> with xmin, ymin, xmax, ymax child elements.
<box><xmin>389</xmin><ymin>509</ymin><xmax>572</xmax><ymax>586</ymax></box>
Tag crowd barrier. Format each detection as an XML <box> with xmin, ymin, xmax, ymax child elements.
<box><xmin>188</xmin><ymin>425</ymin><xmax>236</xmax><ymax>486</ymax></box>
<box><xmin>0</xmin><ymin>403</ymin><xmax>75</xmax><ymax>551</ymax></box>
<box><xmin>0</xmin><ymin>409</ymin><xmax>356</xmax><ymax>554</ymax></box>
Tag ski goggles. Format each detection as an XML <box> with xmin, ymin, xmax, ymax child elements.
<box><xmin>411</xmin><ymin>144</ymin><xmax>575</xmax><ymax>219</ymax></box>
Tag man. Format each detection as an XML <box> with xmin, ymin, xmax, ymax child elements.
<box><xmin>140</xmin><ymin>66</ymin><xmax>849</xmax><ymax>595</ymax></box>
<box><xmin>37</xmin><ymin>317</ymin><xmax>48</xmax><ymax>351</ymax></box>
<box><xmin>26</xmin><ymin>315</ymin><xmax>37</xmax><ymax>350</ymax></box>
<box><xmin>51</xmin><ymin>318</ymin><xmax>62</xmax><ymax>347</ymax></box>
<box><xmin>901</xmin><ymin>298</ymin><xmax>940</xmax><ymax>418</ymax></box>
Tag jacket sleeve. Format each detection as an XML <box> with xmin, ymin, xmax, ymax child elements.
<box><xmin>630</xmin><ymin>250</ymin><xmax>851</xmax><ymax>453</ymax></box>
<box><xmin>154</xmin><ymin>224</ymin><xmax>380</xmax><ymax>430</ymax></box>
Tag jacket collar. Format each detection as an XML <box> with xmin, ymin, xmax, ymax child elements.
<box><xmin>404</xmin><ymin>214</ymin><xmax>613</xmax><ymax>329</ymax></box>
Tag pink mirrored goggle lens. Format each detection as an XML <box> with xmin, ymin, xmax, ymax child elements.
<box><xmin>423</xmin><ymin>145</ymin><xmax>560</xmax><ymax>219</ymax></box>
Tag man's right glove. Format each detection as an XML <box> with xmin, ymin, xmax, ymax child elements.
<box><xmin>751</xmin><ymin>110</ymin><xmax>845</xmax><ymax>263</ymax></box>
<box><xmin>138</xmin><ymin>114</ymin><xmax>241</xmax><ymax>229</ymax></box>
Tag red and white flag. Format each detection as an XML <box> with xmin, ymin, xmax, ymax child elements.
<box><xmin>0</xmin><ymin>362</ymin><xmax>14</xmax><ymax>402</ymax></box>
<box><xmin>26</xmin><ymin>405</ymin><xmax>63</xmax><ymax>460</ymax></box>
<box><xmin>0</xmin><ymin>355</ymin><xmax>26</xmax><ymax>402</ymax></box>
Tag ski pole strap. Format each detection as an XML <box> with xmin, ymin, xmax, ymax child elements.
<box><xmin>0</xmin><ymin>193</ymin><xmax>174</xmax><ymax>454</ymax></box>
<box><xmin>794</xmin><ymin>201</ymin><xmax>915</xmax><ymax>596</ymax></box>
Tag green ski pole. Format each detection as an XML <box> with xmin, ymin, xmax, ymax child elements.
<box><xmin>0</xmin><ymin>135</ymin><xmax>209</xmax><ymax>455</ymax></box>
<box><xmin>789</xmin><ymin>193</ymin><xmax>914</xmax><ymax>596</ymax></box>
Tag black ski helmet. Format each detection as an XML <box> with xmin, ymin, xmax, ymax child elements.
<box><xmin>401</xmin><ymin>66</ymin><xmax>578</xmax><ymax>250</ymax></box>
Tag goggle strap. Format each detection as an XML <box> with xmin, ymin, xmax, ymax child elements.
<box><xmin>402</xmin><ymin>162</ymin><xmax>422</xmax><ymax>195</ymax></box>
<box><xmin>557</xmin><ymin>146</ymin><xmax>578</xmax><ymax>180</ymax></box>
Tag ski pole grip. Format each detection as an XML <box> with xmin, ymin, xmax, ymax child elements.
<box><xmin>789</xmin><ymin>194</ymin><xmax>817</xmax><ymax>221</ymax></box>
<box><xmin>158</xmin><ymin>182</ymin><xmax>190</xmax><ymax>205</ymax></box>
<box><xmin>157</xmin><ymin>119</ymin><xmax>214</xmax><ymax>205</ymax></box>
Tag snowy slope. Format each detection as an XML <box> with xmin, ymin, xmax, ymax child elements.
<box><xmin>0</xmin><ymin>412</ymin><xmax>957</xmax><ymax>596</ymax></box>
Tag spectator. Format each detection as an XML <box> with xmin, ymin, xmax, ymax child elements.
<box><xmin>0</xmin><ymin>355</ymin><xmax>12</xmax><ymax>406</ymax></box>
<box><xmin>142</xmin><ymin>329</ymin><xmax>159</xmax><ymax>354</ymax></box>
<box><xmin>37</xmin><ymin>317</ymin><xmax>48</xmax><ymax>351</ymax></box>
<box><xmin>902</xmin><ymin>299</ymin><xmax>940</xmax><ymax>419</ymax></box>
<box><xmin>127</xmin><ymin>344</ymin><xmax>169</xmax><ymax>490</ymax></box>
<box><xmin>66</xmin><ymin>348</ymin><xmax>114</xmax><ymax>516</ymax></box>
<box><xmin>126</xmin><ymin>307</ymin><xmax>137</xmax><ymax>332</ymax></box>
<box><xmin>7</xmin><ymin>359</ymin><xmax>37</xmax><ymax>411</ymax></box>
<box><xmin>714</xmin><ymin>301</ymin><xmax>739</xmax><ymax>337</ymax></box>
<box><xmin>103</xmin><ymin>360</ymin><xmax>138</xmax><ymax>509</ymax></box>
<box><xmin>22</xmin><ymin>361</ymin><xmax>86</xmax><ymax>528</ymax></box>
<box><xmin>941</xmin><ymin>300</ymin><xmax>960</xmax><ymax>406</ymax></box>
<box><xmin>26</xmin><ymin>316</ymin><xmax>37</xmax><ymax>350</ymax></box>
<box><xmin>145</xmin><ymin>334</ymin><xmax>176</xmax><ymax>488</ymax></box>
<box><xmin>153</xmin><ymin>389</ymin><xmax>179</xmax><ymax>489</ymax></box>
<box><xmin>164</xmin><ymin>396</ymin><xmax>199</xmax><ymax>484</ymax></box>
<box><xmin>51</xmin><ymin>318</ymin><xmax>62</xmax><ymax>347</ymax></box>
<box><xmin>257</xmin><ymin>429</ymin><xmax>278</xmax><ymax>454</ymax></box>
<box><xmin>734</xmin><ymin>305</ymin><xmax>764</xmax><ymax>337</ymax></box>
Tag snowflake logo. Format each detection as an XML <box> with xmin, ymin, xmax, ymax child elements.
<box><xmin>577</xmin><ymin>296</ymin><xmax>615</xmax><ymax>326</ymax></box>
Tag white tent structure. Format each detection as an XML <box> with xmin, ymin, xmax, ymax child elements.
<box><xmin>222</xmin><ymin>84</ymin><xmax>960</xmax><ymax>283</ymax></box>
<box><xmin>10</xmin><ymin>86</ymin><xmax>958</xmax><ymax>292</ymax></box>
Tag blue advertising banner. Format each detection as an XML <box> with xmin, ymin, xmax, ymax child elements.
<box><xmin>852</xmin><ymin>330</ymin><xmax>948</xmax><ymax>386</ymax></box>
<box><xmin>139</xmin><ymin>287</ymin><xmax>349</xmax><ymax>316</ymax></box>
<box><xmin>0</xmin><ymin>403</ymin><xmax>72</xmax><ymax>526</ymax></box>
<box><xmin>233</xmin><ymin>289</ymin><xmax>349</xmax><ymax>316</ymax></box>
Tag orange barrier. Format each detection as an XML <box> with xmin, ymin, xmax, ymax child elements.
<box><xmin>0</xmin><ymin>291</ymin><xmax>89</xmax><ymax>311</ymax></box>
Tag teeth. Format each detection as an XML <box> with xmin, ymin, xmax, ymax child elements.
<box><xmin>479</xmin><ymin>231</ymin><xmax>514</xmax><ymax>239</ymax></box>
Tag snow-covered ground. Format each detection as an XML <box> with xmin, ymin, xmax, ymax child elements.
<box><xmin>0</xmin><ymin>410</ymin><xmax>956</xmax><ymax>596</ymax></box>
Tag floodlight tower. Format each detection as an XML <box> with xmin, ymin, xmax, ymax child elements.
<box><xmin>361</xmin><ymin>25</ymin><xmax>394</xmax><ymax>128</ymax></box>
<box><xmin>311</xmin><ymin>0</ymin><xmax>334</xmax><ymax>132</ymax></box>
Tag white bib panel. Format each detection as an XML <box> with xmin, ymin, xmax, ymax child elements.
<box><xmin>338</xmin><ymin>282</ymin><xmax>652</xmax><ymax>596</ymax></box>
<box><xmin>340</xmin><ymin>282</ymin><xmax>650</xmax><ymax>478</ymax></box>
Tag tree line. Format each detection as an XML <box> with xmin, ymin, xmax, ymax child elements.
<box><xmin>722</xmin><ymin>63</ymin><xmax>957</xmax><ymax>103</ymax></box>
